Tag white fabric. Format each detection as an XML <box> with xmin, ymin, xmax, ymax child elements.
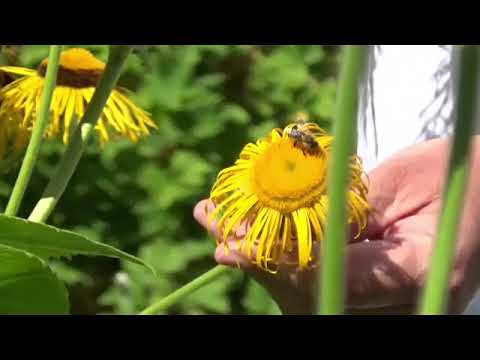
<box><xmin>357</xmin><ymin>45</ymin><xmax>456</xmax><ymax>172</ymax></box>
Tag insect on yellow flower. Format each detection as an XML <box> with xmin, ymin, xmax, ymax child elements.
<box><xmin>208</xmin><ymin>120</ymin><xmax>371</xmax><ymax>273</ymax></box>
<box><xmin>0</xmin><ymin>48</ymin><xmax>157</xmax><ymax>145</ymax></box>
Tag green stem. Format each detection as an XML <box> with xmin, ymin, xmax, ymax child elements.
<box><xmin>419</xmin><ymin>45</ymin><xmax>479</xmax><ymax>315</ymax></box>
<box><xmin>140</xmin><ymin>265</ymin><xmax>230</xmax><ymax>315</ymax></box>
<box><xmin>28</xmin><ymin>46</ymin><xmax>133</xmax><ymax>223</ymax></box>
<box><xmin>4</xmin><ymin>45</ymin><xmax>62</xmax><ymax>217</ymax></box>
<box><xmin>318</xmin><ymin>46</ymin><xmax>368</xmax><ymax>315</ymax></box>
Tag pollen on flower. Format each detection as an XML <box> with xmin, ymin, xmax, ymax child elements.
<box><xmin>252</xmin><ymin>137</ymin><xmax>327</xmax><ymax>213</ymax></box>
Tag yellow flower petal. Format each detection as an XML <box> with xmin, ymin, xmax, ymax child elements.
<box><xmin>0</xmin><ymin>66</ymin><xmax>37</xmax><ymax>77</ymax></box>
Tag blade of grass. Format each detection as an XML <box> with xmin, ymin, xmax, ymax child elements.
<box><xmin>419</xmin><ymin>45</ymin><xmax>479</xmax><ymax>315</ymax></box>
<box><xmin>319</xmin><ymin>45</ymin><xmax>368</xmax><ymax>315</ymax></box>
<box><xmin>5</xmin><ymin>45</ymin><xmax>62</xmax><ymax>216</ymax></box>
<box><xmin>28</xmin><ymin>46</ymin><xmax>133</xmax><ymax>224</ymax></box>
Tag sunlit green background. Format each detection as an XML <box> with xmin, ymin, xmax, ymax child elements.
<box><xmin>0</xmin><ymin>45</ymin><xmax>340</xmax><ymax>314</ymax></box>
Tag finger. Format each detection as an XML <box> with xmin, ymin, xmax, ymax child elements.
<box><xmin>200</xmin><ymin>196</ymin><xmax>418</xmax><ymax>309</ymax></box>
<box><xmin>215</xmin><ymin>241</ymin><xmax>256</xmax><ymax>271</ymax></box>
<box><xmin>193</xmin><ymin>199</ymin><xmax>222</xmax><ymax>238</ymax></box>
<box><xmin>194</xmin><ymin>199</ymin><xmax>251</xmax><ymax>239</ymax></box>
<box><xmin>214</xmin><ymin>233</ymin><xmax>419</xmax><ymax>309</ymax></box>
<box><xmin>214</xmin><ymin>240</ymin><xmax>318</xmax><ymax>315</ymax></box>
<box><xmin>214</xmin><ymin>238</ymin><xmax>298</xmax><ymax>271</ymax></box>
<box><xmin>195</xmin><ymin>189</ymin><xmax>420</xmax><ymax>311</ymax></box>
<box><xmin>194</xmin><ymin>201</ymin><xmax>262</xmax><ymax>272</ymax></box>
<box><xmin>216</xmin><ymin>234</ymin><xmax>419</xmax><ymax>308</ymax></box>
<box><xmin>215</xmin><ymin>234</ymin><xmax>420</xmax><ymax>312</ymax></box>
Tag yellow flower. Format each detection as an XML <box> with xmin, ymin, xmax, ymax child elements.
<box><xmin>0</xmin><ymin>48</ymin><xmax>157</xmax><ymax>145</ymax></box>
<box><xmin>0</xmin><ymin>119</ymin><xmax>30</xmax><ymax>171</ymax></box>
<box><xmin>0</xmin><ymin>70</ymin><xmax>29</xmax><ymax>172</ymax></box>
<box><xmin>209</xmin><ymin>122</ymin><xmax>370</xmax><ymax>272</ymax></box>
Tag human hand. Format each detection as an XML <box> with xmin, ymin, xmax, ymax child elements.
<box><xmin>194</xmin><ymin>137</ymin><xmax>480</xmax><ymax>314</ymax></box>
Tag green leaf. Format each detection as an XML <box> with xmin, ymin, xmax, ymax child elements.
<box><xmin>0</xmin><ymin>214</ymin><xmax>155</xmax><ymax>275</ymax></box>
<box><xmin>0</xmin><ymin>244</ymin><xmax>69</xmax><ymax>314</ymax></box>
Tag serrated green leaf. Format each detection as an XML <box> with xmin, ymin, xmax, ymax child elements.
<box><xmin>0</xmin><ymin>215</ymin><xmax>155</xmax><ymax>275</ymax></box>
<box><xmin>0</xmin><ymin>244</ymin><xmax>69</xmax><ymax>314</ymax></box>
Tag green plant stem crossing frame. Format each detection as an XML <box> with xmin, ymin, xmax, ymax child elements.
<box><xmin>5</xmin><ymin>45</ymin><xmax>62</xmax><ymax>217</ymax></box>
<box><xmin>318</xmin><ymin>45</ymin><xmax>368</xmax><ymax>315</ymax></box>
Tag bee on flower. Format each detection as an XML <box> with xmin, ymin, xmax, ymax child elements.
<box><xmin>208</xmin><ymin>119</ymin><xmax>370</xmax><ymax>273</ymax></box>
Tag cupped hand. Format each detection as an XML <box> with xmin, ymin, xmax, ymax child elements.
<box><xmin>194</xmin><ymin>137</ymin><xmax>480</xmax><ymax>315</ymax></box>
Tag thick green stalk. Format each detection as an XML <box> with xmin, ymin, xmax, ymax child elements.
<box><xmin>5</xmin><ymin>45</ymin><xmax>62</xmax><ymax>216</ymax></box>
<box><xmin>318</xmin><ymin>46</ymin><xmax>368</xmax><ymax>315</ymax></box>
<box><xmin>419</xmin><ymin>46</ymin><xmax>479</xmax><ymax>315</ymax></box>
<box><xmin>140</xmin><ymin>265</ymin><xmax>230</xmax><ymax>315</ymax></box>
<box><xmin>28</xmin><ymin>46</ymin><xmax>133</xmax><ymax>223</ymax></box>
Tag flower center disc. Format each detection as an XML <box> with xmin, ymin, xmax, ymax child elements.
<box><xmin>37</xmin><ymin>48</ymin><xmax>105</xmax><ymax>88</ymax></box>
<box><xmin>252</xmin><ymin>137</ymin><xmax>327</xmax><ymax>213</ymax></box>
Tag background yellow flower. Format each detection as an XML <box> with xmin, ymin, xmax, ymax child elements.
<box><xmin>0</xmin><ymin>48</ymin><xmax>157</xmax><ymax>146</ymax></box>
<box><xmin>0</xmin><ymin>68</ymin><xmax>29</xmax><ymax>172</ymax></box>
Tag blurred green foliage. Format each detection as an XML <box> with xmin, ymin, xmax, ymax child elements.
<box><xmin>0</xmin><ymin>45</ymin><xmax>339</xmax><ymax>314</ymax></box>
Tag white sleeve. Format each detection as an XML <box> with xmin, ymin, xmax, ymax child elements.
<box><xmin>357</xmin><ymin>45</ymin><xmax>456</xmax><ymax>172</ymax></box>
